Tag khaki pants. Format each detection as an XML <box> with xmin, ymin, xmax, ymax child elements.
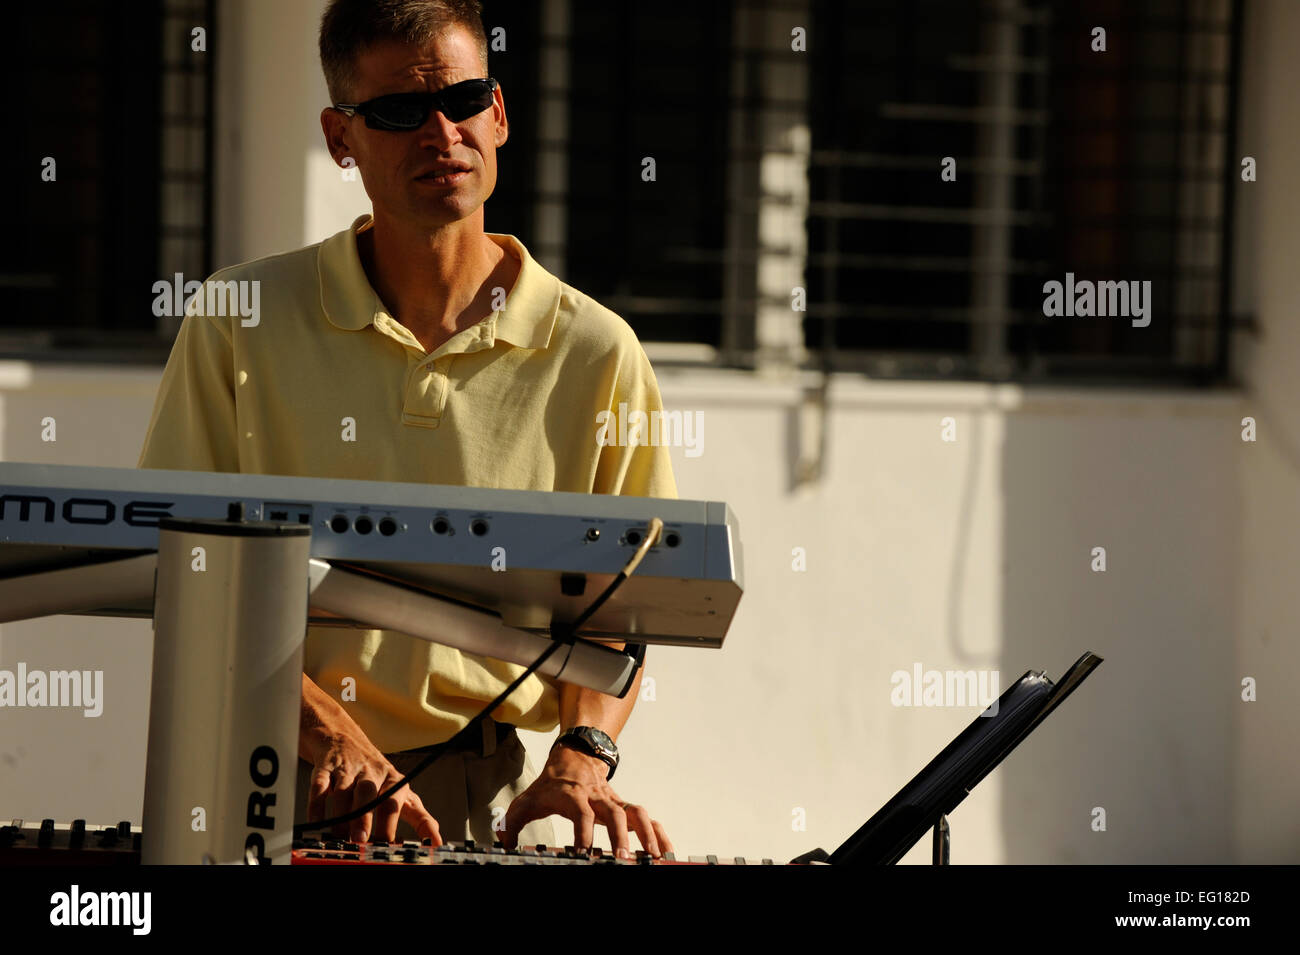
<box><xmin>294</xmin><ymin>720</ymin><xmax>556</xmax><ymax>848</ymax></box>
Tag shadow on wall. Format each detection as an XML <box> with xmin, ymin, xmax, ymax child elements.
<box><xmin>996</xmin><ymin>410</ymin><xmax>1237</xmax><ymax>863</ymax></box>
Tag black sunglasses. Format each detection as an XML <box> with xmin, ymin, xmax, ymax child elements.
<box><xmin>334</xmin><ymin>77</ymin><xmax>498</xmax><ymax>131</ymax></box>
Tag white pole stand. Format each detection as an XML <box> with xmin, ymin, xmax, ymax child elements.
<box><xmin>142</xmin><ymin>514</ymin><xmax>310</xmax><ymax>865</ymax></box>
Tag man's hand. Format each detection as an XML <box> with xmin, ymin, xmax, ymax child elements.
<box><xmin>300</xmin><ymin>673</ymin><xmax>441</xmax><ymax>846</ymax></box>
<box><xmin>502</xmin><ymin>742</ymin><xmax>672</xmax><ymax>859</ymax></box>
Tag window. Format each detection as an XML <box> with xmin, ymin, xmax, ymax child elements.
<box><xmin>543</xmin><ymin>0</ymin><xmax>733</xmax><ymax>350</ymax></box>
<box><xmin>0</xmin><ymin>0</ymin><xmax>214</xmax><ymax>362</ymax></box>
<box><xmin>804</xmin><ymin>0</ymin><xmax>1242</xmax><ymax>383</ymax></box>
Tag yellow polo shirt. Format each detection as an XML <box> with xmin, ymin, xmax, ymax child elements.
<box><xmin>138</xmin><ymin>213</ymin><xmax>677</xmax><ymax>752</ymax></box>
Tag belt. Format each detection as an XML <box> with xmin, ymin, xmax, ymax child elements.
<box><xmin>395</xmin><ymin>720</ymin><xmax>515</xmax><ymax>758</ymax></box>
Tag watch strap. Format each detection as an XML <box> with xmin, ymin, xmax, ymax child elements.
<box><xmin>553</xmin><ymin>726</ymin><xmax>618</xmax><ymax>780</ymax></box>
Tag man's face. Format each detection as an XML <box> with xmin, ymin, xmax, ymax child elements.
<box><xmin>322</xmin><ymin>26</ymin><xmax>507</xmax><ymax>231</ymax></box>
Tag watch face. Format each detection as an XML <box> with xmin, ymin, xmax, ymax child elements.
<box><xmin>588</xmin><ymin>728</ymin><xmax>615</xmax><ymax>753</ymax></box>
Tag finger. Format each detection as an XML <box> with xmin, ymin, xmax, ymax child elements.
<box><xmin>380</xmin><ymin>780</ymin><xmax>429</xmax><ymax>845</ymax></box>
<box><xmin>349</xmin><ymin>775</ymin><xmax>381</xmax><ymax>843</ymax></box>
<box><xmin>403</xmin><ymin>798</ymin><xmax>442</xmax><ymax>847</ymax></box>
<box><xmin>571</xmin><ymin>801</ymin><xmax>597</xmax><ymax>851</ymax></box>
<box><xmin>325</xmin><ymin>766</ymin><xmax>355</xmax><ymax>838</ymax></box>
<box><xmin>591</xmin><ymin>796</ymin><xmax>630</xmax><ymax>859</ymax></box>
<box><xmin>622</xmin><ymin>803</ymin><xmax>661</xmax><ymax>857</ymax></box>
<box><xmin>651</xmin><ymin>818</ymin><xmax>673</xmax><ymax>857</ymax></box>
<box><xmin>307</xmin><ymin>768</ymin><xmax>332</xmax><ymax>823</ymax></box>
<box><xmin>374</xmin><ymin>798</ymin><xmax>402</xmax><ymax>845</ymax></box>
<box><xmin>372</xmin><ymin>777</ymin><xmax>406</xmax><ymax>845</ymax></box>
<box><xmin>502</xmin><ymin>793</ymin><xmax>540</xmax><ymax>851</ymax></box>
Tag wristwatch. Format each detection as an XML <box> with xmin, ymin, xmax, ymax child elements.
<box><xmin>553</xmin><ymin>726</ymin><xmax>620</xmax><ymax>780</ymax></box>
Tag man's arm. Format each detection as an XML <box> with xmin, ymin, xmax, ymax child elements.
<box><xmin>557</xmin><ymin>660</ymin><xmax>638</xmax><ymax>743</ymax></box>
<box><xmin>555</xmin><ymin>655</ymin><xmax>672</xmax><ymax>857</ymax></box>
<box><xmin>503</xmin><ymin>656</ymin><xmax>671</xmax><ymax>859</ymax></box>
<box><xmin>299</xmin><ymin>673</ymin><xmax>441</xmax><ymax>845</ymax></box>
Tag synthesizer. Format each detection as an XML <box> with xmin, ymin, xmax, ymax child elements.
<box><xmin>292</xmin><ymin>837</ymin><xmax>780</xmax><ymax>865</ymax></box>
<box><xmin>0</xmin><ymin>821</ymin><xmax>785</xmax><ymax>866</ymax></box>
<box><xmin>0</xmin><ymin>819</ymin><xmax>141</xmax><ymax>866</ymax></box>
<box><xmin>0</xmin><ymin>461</ymin><xmax>743</xmax><ymax>646</ymax></box>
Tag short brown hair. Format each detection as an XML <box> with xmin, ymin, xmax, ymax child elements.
<box><xmin>319</xmin><ymin>0</ymin><xmax>489</xmax><ymax>104</ymax></box>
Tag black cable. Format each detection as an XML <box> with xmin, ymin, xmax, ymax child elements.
<box><xmin>293</xmin><ymin>517</ymin><xmax>664</xmax><ymax>841</ymax></box>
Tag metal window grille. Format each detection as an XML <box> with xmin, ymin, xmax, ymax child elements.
<box><xmin>0</xmin><ymin>0</ymin><xmax>214</xmax><ymax>362</ymax></box>
<box><xmin>550</xmin><ymin>0</ymin><xmax>734</xmax><ymax>350</ymax></box>
<box><xmin>154</xmin><ymin>0</ymin><xmax>216</xmax><ymax>344</ymax></box>
<box><xmin>803</xmin><ymin>0</ymin><xmax>1243</xmax><ymax>384</ymax></box>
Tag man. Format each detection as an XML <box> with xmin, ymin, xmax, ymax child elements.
<box><xmin>137</xmin><ymin>0</ymin><xmax>675</xmax><ymax>860</ymax></box>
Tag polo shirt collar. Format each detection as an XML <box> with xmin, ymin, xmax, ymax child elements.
<box><xmin>318</xmin><ymin>213</ymin><xmax>559</xmax><ymax>350</ymax></box>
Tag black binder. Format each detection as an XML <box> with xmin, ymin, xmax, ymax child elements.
<box><xmin>826</xmin><ymin>650</ymin><xmax>1102</xmax><ymax>865</ymax></box>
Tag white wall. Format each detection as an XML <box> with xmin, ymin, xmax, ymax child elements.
<box><xmin>0</xmin><ymin>365</ymin><xmax>161</xmax><ymax>828</ymax></box>
<box><xmin>594</xmin><ymin>375</ymin><xmax>1242</xmax><ymax>863</ymax></box>
<box><xmin>212</xmin><ymin>0</ymin><xmax>369</xmax><ymax>268</ymax></box>
<box><xmin>1229</xmin><ymin>0</ymin><xmax>1300</xmax><ymax>864</ymax></box>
